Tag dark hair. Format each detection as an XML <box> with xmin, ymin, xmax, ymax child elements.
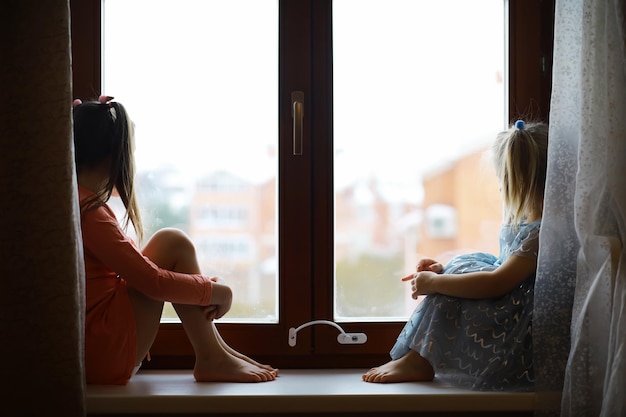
<box><xmin>73</xmin><ymin>100</ymin><xmax>143</xmax><ymax>241</ymax></box>
<box><xmin>493</xmin><ymin>121</ymin><xmax>548</xmax><ymax>225</ymax></box>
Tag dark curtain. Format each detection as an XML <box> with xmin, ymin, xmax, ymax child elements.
<box><xmin>1</xmin><ymin>1</ymin><xmax>85</xmax><ymax>415</ymax></box>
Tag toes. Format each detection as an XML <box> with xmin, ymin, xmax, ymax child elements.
<box><xmin>362</xmin><ymin>368</ymin><xmax>390</xmax><ymax>383</ymax></box>
<box><xmin>374</xmin><ymin>373</ymin><xmax>388</xmax><ymax>383</ymax></box>
<box><xmin>362</xmin><ymin>369</ymin><xmax>378</xmax><ymax>383</ymax></box>
<box><xmin>254</xmin><ymin>369</ymin><xmax>277</xmax><ymax>382</ymax></box>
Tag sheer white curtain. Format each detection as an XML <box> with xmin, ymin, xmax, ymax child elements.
<box><xmin>534</xmin><ymin>0</ymin><xmax>626</xmax><ymax>416</ymax></box>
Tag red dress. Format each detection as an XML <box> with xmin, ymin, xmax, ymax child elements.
<box><xmin>79</xmin><ymin>186</ymin><xmax>213</xmax><ymax>384</ymax></box>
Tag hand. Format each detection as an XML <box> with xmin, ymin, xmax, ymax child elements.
<box><xmin>416</xmin><ymin>258</ymin><xmax>443</xmax><ymax>273</ymax></box>
<box><xmin>203</xmin><ymin>281</ymin><xmax>233</xmax><ymax>320</ymax></box>
<box><xmin>201</xmin><ymin>305</ymin><xmax>218</xmax><ymax>321</ymax></box>
<box><xmin>400</xmin><ymin>258</ymin><xmax>443</xmax><ymax>299</ymax></box>
<box><xmin>409</xmin><ymin>271</ymin><xmax>437</xmax><ymax>299</ymax></box>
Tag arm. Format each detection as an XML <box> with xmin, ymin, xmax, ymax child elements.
<box><xmin>82</xmin><ymin>205</ymin><xmax>214</xmax><ymax>306</ymax></box>
<box><xmin>410</xmin><ymin>254</ymin><xmax>537</xmax><ymax>299</ymax></box>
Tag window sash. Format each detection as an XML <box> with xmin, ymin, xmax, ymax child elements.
<box><xmin>70</xmin><ymin>0</ymin><xmax>553</xmax><ymax>369</ymax></box>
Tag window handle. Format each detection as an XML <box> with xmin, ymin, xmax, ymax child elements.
<box><xmin>291</xmin><ymin>91</ymin><xmax>304</xmax><ymax>155</ymax></box>
<box><xmin>288</xmin><ymin>320</ymin><xmax>367</xmax><ymax>347</ymax></box>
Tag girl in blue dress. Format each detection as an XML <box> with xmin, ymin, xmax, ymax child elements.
<box><xmin>363</xmin><ymin>120</ymin><xmax>548</xmax><ymax>391</ymax></box>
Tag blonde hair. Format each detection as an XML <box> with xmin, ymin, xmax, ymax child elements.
<box><xmin>492</xmin><ymin>121</ymin><xmax>548</xmax><ymax>225</ymax></box>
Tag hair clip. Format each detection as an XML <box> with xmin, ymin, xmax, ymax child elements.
<box><xmin>515</xmin><ymin>120</ymin><xmax>525</xmax><ymax>130</ymax></box>
<box><xmin>72</xmin><ymin>99</ymin><xmax>83</xmax><ymax>107</ymax></box>
<box><xmin>98</xmin><ymin>95</ymin><xmax>114</xmax><ymax>105</ymax></box>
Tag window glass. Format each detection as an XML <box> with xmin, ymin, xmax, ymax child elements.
<box><xmin>333</xmin><ymin>0</ymin><xmax>507</xmax><ymax>321</ymax></box>
<box><xmin>103</xmin><ymin>0</ymin><xmax>279</xmax><ymax>322</ymax></box>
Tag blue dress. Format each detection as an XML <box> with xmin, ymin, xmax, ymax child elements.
<box><xmin>390</xmin><ymin>221</ymin><xmax>541</xmax><ymax>391</ymax></box>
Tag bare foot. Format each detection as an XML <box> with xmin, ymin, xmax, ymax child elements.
<box><xmin>362</xmin><ymin>350</ymin><xmax>434</xmax><ymax>383</ymax></box>
<box><xmin>220</xmin><ymin>341</ymin><xmax>278</xmax><ymax>374</ymax></box>
<box><xmin>224</xmin><ymin>348</ymin><xmax>278</xmax><ymax>375</ymax></box>
<box><xmin>194</xmin><ymin>351</ymin><xmax>278</xmax><ymax>383</ymax></box>
<box><xmin>214</xmin><ymin>326</ymin><xmax>279</xmax><ymax>375</ymax></box>
<box><xmin>237</xmin><ymin>353</ymin><xmax>278</xmax><ymax>374</ymax></box>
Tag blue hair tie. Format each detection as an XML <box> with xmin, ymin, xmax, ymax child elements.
<box><xmin>515</xmin><ymin>120</ymin><xmax>525</xmax><ymax>130</ymax></box>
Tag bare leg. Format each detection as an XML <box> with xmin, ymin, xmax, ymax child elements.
<box><xmin>208</xmin><ymin>322</ymin><xmax>278</xmax><ymax>373</ymax></box>
<box><xmin>362</xmin><ymin>350</ymin><xmax>434</xmax><ymax>383</ymax></box>
<box><xmin>128</xmin><ymin>287</ymin><xmax>164</xmax><ymax>366</ymax></box>
<box><xmin>132</xmin><ymin>228</ymin><xmax>277</xmax><ymax>382</ymax></box>
<box><xmin>173</xmin><ymin>304</ymin><xmax>277</xmax><ymax>382</ymax></box>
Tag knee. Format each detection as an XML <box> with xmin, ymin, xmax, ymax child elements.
<box><xmin>154</xmin><ymin>227</ymin><xmax>194</xmax><ymax>249</ymax></box>
<box><xmin>146</xmin><ymin>228</ymin><xmax>197</xmax><ymax>262</ymax></box>
<box><xmin>152</xmin><ymin>227</ymin><xmax>190</xmax><ymax>242</ymax></box>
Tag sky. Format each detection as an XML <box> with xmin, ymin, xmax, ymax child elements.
<box><xmin>103</xmin><ymin>0</ymin><xmax>506</xmax><ymax>204</ymax></box>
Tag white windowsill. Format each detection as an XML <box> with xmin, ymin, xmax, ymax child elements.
<box><xmin>85</xmin><ymin>369</ymin><xmax>560</xmax><ymax>415</ymax></box>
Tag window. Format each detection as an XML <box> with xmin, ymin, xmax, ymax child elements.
<box><xmin>102</xmin><ymin>0</ymin><xmax>279</xmax><ymax>324</ymax></box>
<box><xmin>71</xmin><ymin>0</ymin><xmax>553</xmax><ymax>368</ymax></box>
<box><xmin>425</xmin><ymin>205</ymin><xmax>458</xmax><ymax>240</ymax></box>
<box><xmin>195</xmin><ymin>207</ymin><xmax>249</xmax><ymax>229</ymax></box>
<box><xmin>332</xmin><ymin>0</ymin><xmax>506</xmax><ymax>321</ymax></box>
